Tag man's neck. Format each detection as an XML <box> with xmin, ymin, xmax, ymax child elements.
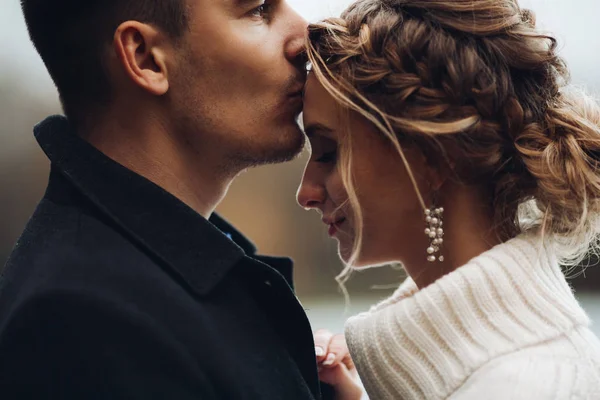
<box><xmin>82</xmin><ymin>114</ymin><xmax>233</xmax><ymax>219</ymax></box>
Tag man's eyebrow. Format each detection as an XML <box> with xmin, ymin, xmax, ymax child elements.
<box><xmin>304</xmin><ymin>123</ymin><xmax>334</xmax><ymax>138</ymax></box>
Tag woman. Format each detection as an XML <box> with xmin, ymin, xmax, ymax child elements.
<box><xmin>297</xmin><ymin>0</ymin><xmax>600</xmax><ymax>398</ymax></box>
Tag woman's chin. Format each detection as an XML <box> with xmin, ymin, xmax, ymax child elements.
<box><xmin>334</xmin><ymin>233</ymin><xmax>385</xmax><ymax>269</ymax></box>
<box><xmin>337</xmin><ymin>245</ymin><xmax>353</xmax><ymax>265</ymax></box>
<box><xmin>337</xmin><ymin>246</ymin><xmax>370</xmax><ymax>270</ymax></box>
<box><xmin>338</xmin><ymin>247</ymin><xmax>398</xmax><ymax>270</ymax></box>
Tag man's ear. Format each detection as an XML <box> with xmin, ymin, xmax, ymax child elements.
<box><xmin>113</xmin><ymin>21</ymin><xmax>170</xmax><ymax>96</ymax></box>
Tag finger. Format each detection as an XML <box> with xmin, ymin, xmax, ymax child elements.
<box><xmin>341</xmin><ymin>352</ymin><xmax>357</xmax><ymax>376</ymax></box>
<box><xmin>318</xmin><ymin>363</ymin><xmax>364</xmax><ymax>399</ymax></box>
<box><xmin>322</xmin><ymin>334</ymin><xmax>354</xmax><ymax>370</ymax></box>
<box><xmin>318</xmin><ymin>362</ymin><xmax>351</xmax><ymax>386</ymax></box>
<box><xmin>313</xmin><ymin>329</ymin><xmax>334</xmax><ymax>362</ymax></box>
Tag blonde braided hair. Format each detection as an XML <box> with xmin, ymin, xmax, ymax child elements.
<box><xmin>306</xmin><ymin>0</ymin><xmax>600</xmax><ymax>285</ymax></box>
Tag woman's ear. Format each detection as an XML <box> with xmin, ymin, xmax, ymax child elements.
<box><xmin>419</xmin><ymin>143</ymin><xmax>457</xmax><ymax>195</ymax></box>
<box><xmin>431</xmin><ymin>160</ymin><xmax>457</xmax><ymax>192</ymax></box>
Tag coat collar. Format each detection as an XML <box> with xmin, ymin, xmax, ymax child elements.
<box><xmin>35</xmin><ymin>115</ymin><xmax>290</xmax><ymax>296</ymax></box>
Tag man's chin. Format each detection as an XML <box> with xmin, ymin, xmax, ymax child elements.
<box><xmin>261</xmin><ymin>133</ymin><xmax>306</xmax><ymax>165</ymax></box>
<box><xmin>261</xmin><ymin>122</ymin><xmax>306</xmax><ymax>162</ymax></box>
<box><xmin>230</xmin><ymin>125</ymin><xmax>306</xmax><ymax>169</ymax></box>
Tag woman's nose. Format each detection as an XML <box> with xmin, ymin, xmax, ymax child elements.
<box><xmin>297</xmin><ymin>179</ymin><xmax>326</xmax><ymax>210</ymax></box>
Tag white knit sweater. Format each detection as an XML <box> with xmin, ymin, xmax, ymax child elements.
<box><xmin>345</xmin><ymin>234</ymin><xmax>600</xmax><ymax>399</ymax></box>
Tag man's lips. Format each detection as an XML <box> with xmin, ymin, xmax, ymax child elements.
<box><xmin>285</xmin><ymin>89</ymin><xmax>304</xmax><ymax>114</ymax></box>
<box><xmin>288</xmin><ymin>89</ymin><xmax>303</xmax><ymax>99</ymax></box>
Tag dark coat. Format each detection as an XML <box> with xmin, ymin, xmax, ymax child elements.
<box><xmin>0</xmin><ymin>116</ymin><xmax>331</xmax><ymax>399</ymax></box>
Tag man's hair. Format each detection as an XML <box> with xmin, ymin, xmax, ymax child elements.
<box><xmin>21</xmin><ymin>0</ymin><xmax>189</xmax><ymax>121</ymax></box>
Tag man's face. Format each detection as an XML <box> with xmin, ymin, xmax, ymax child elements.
<box><xmin>170</xmin><ymin>0</ymin><xmax>307</xmax><ymax>169</ymax></box>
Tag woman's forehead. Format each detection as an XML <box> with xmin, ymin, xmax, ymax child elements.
<box><xmin>303</xmin><ymin>75</ymin><xmax>344</xmax><ymax>132</ymax></box>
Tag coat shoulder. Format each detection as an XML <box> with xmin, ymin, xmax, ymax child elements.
<box><xmin>1</xmin><ymin>198</ymin><xmax>165</xmax><ymax>317</ymax></box>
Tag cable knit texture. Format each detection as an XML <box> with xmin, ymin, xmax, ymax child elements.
<box><xmin>345</xmin><ymin>234</ymin><xmax>600</xmax><ymax>399</ymax></box>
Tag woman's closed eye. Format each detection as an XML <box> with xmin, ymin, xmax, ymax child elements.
<box><xmin>308</xmin><ymin>133</ymin><xmax>338</xmax><ymax>164</ymax></box>
<box><xmin>315</xmin><ymin>150</ymin><xmax>337</xmax><ymax>164</ymax></box>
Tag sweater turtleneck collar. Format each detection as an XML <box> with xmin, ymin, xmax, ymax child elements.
<box><xmin>345</xmin><ymin>233</ymin><xmax>591</xmax><ymax>399</ymax></box>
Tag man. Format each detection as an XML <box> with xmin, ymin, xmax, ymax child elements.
<box><xmin>0</xmin><ymin>0</ymin><xmax>332</xmax><ymax>398</ymax></box>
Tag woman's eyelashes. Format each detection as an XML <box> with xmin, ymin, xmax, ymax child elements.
<box><xmin>310</xmin><ymin>135</ymin><xmax>338</xmax><ymax>164</ymax></box>
<box><xmin>315</xmin><ymin>150</ymin><xmax>337</xmax><ymax>163</ymax></box>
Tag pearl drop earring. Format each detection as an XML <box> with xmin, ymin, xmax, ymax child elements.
<box><xmin>424</xmin><ymin>207</ymin><xmax>444</xmax><ymax>262</ymax></box>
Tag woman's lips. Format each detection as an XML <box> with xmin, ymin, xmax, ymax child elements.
<box><xmin>328</xmin><ymin>224</ymin><xmax>337</xmax><ymax>237</ymax></box>
<box><xmin>327</xmin><ymin>218</ymin><xmax>346</xmax><ymax>237</ymax></box>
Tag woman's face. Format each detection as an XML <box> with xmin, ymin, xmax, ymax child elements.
<box><xmin>298</xmin><ymin>75</ymin><xmax>432</xmax><ymax>268</ymax></box>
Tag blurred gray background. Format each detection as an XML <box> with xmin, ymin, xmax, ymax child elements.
<box><xmin>1</xmin><ymin>0</ymin><xmax>599</xmax><ymax>333</ymax></box>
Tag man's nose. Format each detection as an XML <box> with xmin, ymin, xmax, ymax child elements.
<box><xmin>283</xmin><ymin>3</ymin><xmax>309</xmax><ymax>67</ymax></box>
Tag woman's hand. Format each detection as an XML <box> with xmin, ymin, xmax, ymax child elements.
<box><xmin>314</xmin><ymin>329</ymin><xmax>364</xmax><ymax>400</ymax></box>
